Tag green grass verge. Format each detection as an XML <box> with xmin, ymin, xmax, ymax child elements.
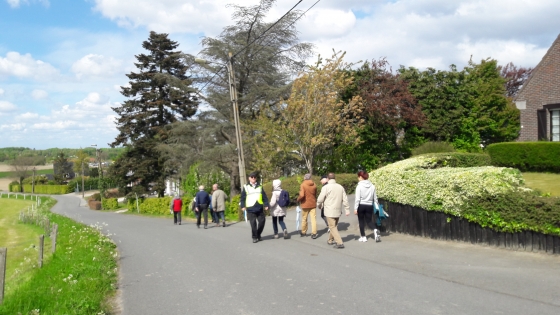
<box><xmin>0</xmin><ymin>197</ymin><xmax>53</xmax><ymax>294</ymax></box>
<box><xmin>0</xmin><ymin>197</ymin><xmax>118</xmax><ymax>315</ymax></box>
<box><xmin>522</xmin><ymin>172</ymin><xmax>560</xmax><ymax>197</ymax></box>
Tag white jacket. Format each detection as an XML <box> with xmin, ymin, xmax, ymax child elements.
<box><xmin>354</xmin><ymin>180</ymin><xmax>379</xmax><ymax>210</ymax></box>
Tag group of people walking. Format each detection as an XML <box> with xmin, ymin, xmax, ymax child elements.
<box><xmin>240</xmin><ymin>171</ymin><xmax>382</xmax><ymax>248</ymax></box>
<box><xmin>172</xmin><ymin>171</ymin><xmax>383</xmax><ymax>249</ymax></box>
<box><xmin>170</xmin><ymin>184</ymin><xmax>229</xmax><ymax>228</ymax></box>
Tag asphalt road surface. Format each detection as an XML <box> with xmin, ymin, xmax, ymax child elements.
<box><xmin>51</xmin><ymin>194</ymin><xmax>560</xmax><ymax>315</ymax></box>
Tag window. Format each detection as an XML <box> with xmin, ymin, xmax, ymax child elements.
<box><xmin>552</xmin><ymin>110</ymin><xmax>560</xmax><ymax>141</ymax></box>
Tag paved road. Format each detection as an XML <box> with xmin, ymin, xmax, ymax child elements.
<box><xmin>51</xmin><ymin>194</ymin><xmax>560</xmax><ymax>315</ymax></box>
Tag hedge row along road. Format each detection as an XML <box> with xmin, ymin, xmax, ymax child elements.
<box><xmin>51</xmin><ymin>194</ymin><xmax>560</xmax><ymax>315</ymax></box>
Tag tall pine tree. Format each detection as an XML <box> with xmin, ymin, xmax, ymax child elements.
<box><xmin>110</xmin><ymin>31</ymin><xmax>199</xmax><ymax>197</ymax></box>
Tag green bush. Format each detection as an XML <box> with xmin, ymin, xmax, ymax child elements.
<box><xmin>413</xmin><ymin>152</ymin><xmax>491</xmax><ymax>168</ymax></box>
<box><xmin>11</xmin><ymin>184</ymin><xmax>73</xmax><ymax>194</ymax></box>
<box><xmin>461</xmin><ymin>191</ymin><xmax>560</xmax><ymax>235</ymax></box>
<box><xmin>487</xmin><ymin>142</ymin><xmax>560</xmax><ymax>173</ymax></box>
<box><xmin>225</xmin><ymin>194</ymin><xmax>241</xmax><ymax>221</ymax></box>
<box><xmin>412</xmin><ymin>141</ymin><xmax>455</xmax><ymax>155</ymax></box>
<box><xmin>139</xmin><ymin>196</ymin><xmax>173</xmax><ymax>215</ymax></box>
<box><xmin>102</xmin><ymin>198</ymin><xmax>119</xmax><ymax>210</ymax></box>
<box><xmin>374</xmin><ymin>154</ymin><xmax>560</xmax><ymax>236</ymax></box>
<box><xmin>8</xmin><ymin>181</ymin><xmax>19</xmax><ymax>192</ymax></box>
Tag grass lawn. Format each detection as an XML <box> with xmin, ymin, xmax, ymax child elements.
<box><xmin>0</xmin><ymin>197</ymin><xmax>118</xmax><ymax>314</ymax></box>
<box><xmin>522</xmin><ymin>172</ymin><xmax>560</xmax><ymax>196</ymax></box>
<box><xmin>0</xmin><ymin>197</ymin><xmax>52</xmax><ymax>294</ymax></box>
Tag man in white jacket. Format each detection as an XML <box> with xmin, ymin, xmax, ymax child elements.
<box><xmin>316</xmin><ymin>173</ymin><xmax>350</xmax><ymax>249</ymax></box>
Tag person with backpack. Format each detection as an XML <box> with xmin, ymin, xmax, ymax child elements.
<box><xmin>170</xmin><ymin>194</ymin><xmax>183</xmax><ymax>225</ymax></box>
<box><xmin>269</xmin><ymin>179</ymin><xmax>289</xmax><ymax>239</ymax></box>
<box><xmin>240</xmin><ymin>172</ymin><xmax>269</xmax><ymax>243</ymax></box>
<box><xmin>354</xmin><ymin>170</ymin><xmax>381</xmax><ymax>242</ymax></box>
<box><xmin>297</xmin><ymin>173</ymin><xmax>318</xmax><ymax>239</ymax></box>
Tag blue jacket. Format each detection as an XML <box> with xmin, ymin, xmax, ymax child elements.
<box><xmin>195</xmin><ymin>190</ymin><xmax>211</xmax><ymax>208</ymax></box>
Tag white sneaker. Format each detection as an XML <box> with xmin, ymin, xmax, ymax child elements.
<box><xmin>363</xmin><ymin>236</ymin><xmax>367</xmax><ymax>242</ymax></box>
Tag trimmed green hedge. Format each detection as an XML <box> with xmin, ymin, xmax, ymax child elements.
<box><xmin>10</xmin><ymin>184</ymin><xmax>73</xmax><ymax>194</ymax></box>
<box><xmin>373</xmin><ymin>154</ymin><xmax>560</xmax><ymax>236</ymax></box>
<box><xmin>487</xmin><ymin>142</ymin><xmax>560</xmax><ymax>173</ymax></box>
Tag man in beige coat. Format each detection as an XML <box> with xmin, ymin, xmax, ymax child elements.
<box><xmin>211</xmin><ymin>184</ymin><xmax>228</xmax><ymax>227</ymax></box>
<box><xmin>316</xmin><ymin>173</ymin><xmax>350</xmax><ymax>249</ymax></box>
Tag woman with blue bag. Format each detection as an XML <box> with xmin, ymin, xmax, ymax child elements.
<box><xmin>353</xmin><ymin>171</ymin><xmax>381</xmax><ymax>243</ymax></box>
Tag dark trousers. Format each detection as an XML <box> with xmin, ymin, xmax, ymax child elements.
<box><xmin>321</xmin><ymin>207</ymin><xmax>328</xmax><ymax>227</ymax></box>
<box><xmin>272</xmin><ymin>216</ymin><xmax>287</xmax><ymax>235</ymax></box>
<box><xmin>197</xmin><ymin>204</ymin><xmax>209</xmax><ymax>226</ymax></box>
<box><xmin>215</xmin><ymin>211</ymin><xmax>225</xmax><ymax>223</ymax></box>
<box><xmin>357</xmin><ymin>204</ymin><xmax>377</xmax><ymax>236</ymax></box>
<box><xmin>173</xmin><ymin>211</ymin><xmax>181</xmax><ymax>224</ymax></box>
<box><xmin>247</xmin><ymin>211</ymin><xmax>265</xmax><ymax>239</ymax></box>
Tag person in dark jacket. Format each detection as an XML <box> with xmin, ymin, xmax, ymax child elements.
<box><xmin>240</xmin><ymin>172</ymin><xmax>269</xmax><ymax>243</ymax></box>
<box><xmin>170</xmin><ymin>194</ymin><xmax>183</xmax><ymax>225</ymax></box>
<box><xmin>195</xmin><ymin>185</ymin><xmax>211</xmax><ymax>229</ymax></box>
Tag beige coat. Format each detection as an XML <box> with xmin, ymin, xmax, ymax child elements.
<box><xmin>316</xmin><ymin>179</ymin><xmax>350</xmax><ymax>218</ymax></box>
<box><xmin>211</xmin><ymin>189</ymin><xmax>228</xmax><ymax>211</ymax></box>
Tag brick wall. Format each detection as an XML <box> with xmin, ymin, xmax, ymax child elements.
<box><xmin>516</xmin><ymin>34</ymin><xmax>560</xmax><ymax>141</ymax></box>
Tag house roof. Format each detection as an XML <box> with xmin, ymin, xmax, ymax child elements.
<box><xmin>515</xmin><ymin>33</ymin><xmax>560</xmax><ymax>101</ymax></box>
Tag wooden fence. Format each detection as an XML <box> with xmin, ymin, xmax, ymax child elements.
<box><xmin>380</xmin><ymin>199</ymin><xmax>560</xmax><ymax>255</ymax></box>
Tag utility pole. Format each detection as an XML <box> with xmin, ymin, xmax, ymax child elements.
<box><xmin>227</xmin><ymin>52</ymin><xmax>247</xmax><ymax>189</ymax></box>
<box><xmin>81</xmin><ymin>159</ymin><xmax>85</xmax><ymax>198</ymax></box>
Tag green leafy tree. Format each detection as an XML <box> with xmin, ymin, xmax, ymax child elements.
<box><xmin>110</xmin><ymin>31</ymin><xmax>199</xmax><ymax>197</ymax></box>
<box><xmin>165</xmin><ymin>0</ymin><xmax>313</xmax><ymax>194</ymax></box>
<box><xmin>251</xmin><ymin>52</ymin><xmax>364</xmax><ymax>176</ymax></box>
<box><xmin>399</xmin><ymin>58</ymin><xmax>520</xmax><ymax>151</ymax></box>
<box><xmin>73</xmin><ymin>149</ymin><xmax>90</xmax><ymax>176</ymax></box>
<box><xmin>53</xmin><ymin>152</ymin><xmax>72</xmax><ymax>184</ymax></box>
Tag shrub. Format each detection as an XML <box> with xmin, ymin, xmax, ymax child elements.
<box><xmin>462</xmin><ymin>191</ymin><xmax>560</xmax><ymax>235</ymax></box>
<box><xmin>9</xmin><ymin>181</ymin><xmax>20</xmax><ymax>192</ymax></box>
<box><xmin>225</xmin><ymin>194</ymin><xmax>241</xmax><ymax>221</ymax></box>
<box><xmin>373</xmin><ymin>154</ymin><xmax>560</xmax><ymax>236</ymax></box>
<box><xmin>104</xmin><ymin>189</ymin><xmax>123</xmax><ymax>199</ymax></box>
<box><xmin>17</xmin><ymin>184</ymin><xmax>73</xmax><ymax>194</ymax></box>
<box><xmin>412</xmin><ymin>141</ymin><xmax>455</xmax><ymax>156</ymax></box>
<box><xmin>487</xmin><ymin>142</ymin><xmax>560</xmax><ymax>173</ymax></box>
<box><xmin>102</xmin><ymin>198</ymin><xmax>119</xmax><ymax>210</ymax></box>
<box><xmin>139</xmin><ymin>196</ymin><xmax>173</xmax><ymax>215</ymax></box>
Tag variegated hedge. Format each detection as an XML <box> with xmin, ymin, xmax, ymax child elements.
<box><xmin>371</xmin><ymin>154</ymin><xmax>524</xmax><ymax>216</ymax></box>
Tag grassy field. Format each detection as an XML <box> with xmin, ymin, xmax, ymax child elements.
<box><xmin>522</xmin><ymin>172</ymin><xmax>560</xmax><ymax>196</ymax></box>
<box><xmin>0</xmin><ymin>168</ymin><xmax>53</xmax><ymax>179</ymax></box>
<box><xmin>0</xmin><ymin>197</ymin><xmax>118</xmax><ymax>314</ymax></box>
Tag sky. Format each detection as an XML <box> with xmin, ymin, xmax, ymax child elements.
<box><xmin>0</xmin><ymin>0</ymin><xmax>559</xmax><ymax>150</ymax></box>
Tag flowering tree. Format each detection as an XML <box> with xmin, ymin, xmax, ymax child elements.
<box><xmin>281</xmin><ymin>52</ymin><xmax>364</xmax><ymax>174</ymax></box>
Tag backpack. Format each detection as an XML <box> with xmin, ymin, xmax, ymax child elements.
<box><xmin>278</xmin><ymin>189</ymin><xmax>290</xmax><ymax>207</ymax></box>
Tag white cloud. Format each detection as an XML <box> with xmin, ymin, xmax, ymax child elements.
<box><xmin>6</xmin><ymin>0</ymin><xmax>50</xmax><ymax>8</ymax></box>
<box><xmin>31</xmin><ymin>89</ymin><xmax>48</xmax><ymax>100</ymax></box>
<box><xmin>298</xmin><ymin>9</ymin><xmax>356</xmax><ymax>39</ymax></box>
<box><xmin>16</xmin><ymin>112</ymin><xmax>39</xmax><ymax>120</ymax></box>
<box><xmin>0</xmin><ymin>52</ymin><xmax>59</xmax><ymax>80</ymax></box>
<box><xmin>0</xmin><ymin>88</ymin><xmax>4</xmax><ymax>95</ymax></box>
<box><xmin>0</xmin><ymin>123</ymin><xmax>26</xmax><ymax>131</ymax></box>
<box><xmin>71</xmin><ymin>54</ymin><xmax>123</xmax><ymax>79</ymax></box>
<box><xmin>0</xmin><ymin>100</ymin><xmax>17</xmax><ymax>113</ymax></box>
